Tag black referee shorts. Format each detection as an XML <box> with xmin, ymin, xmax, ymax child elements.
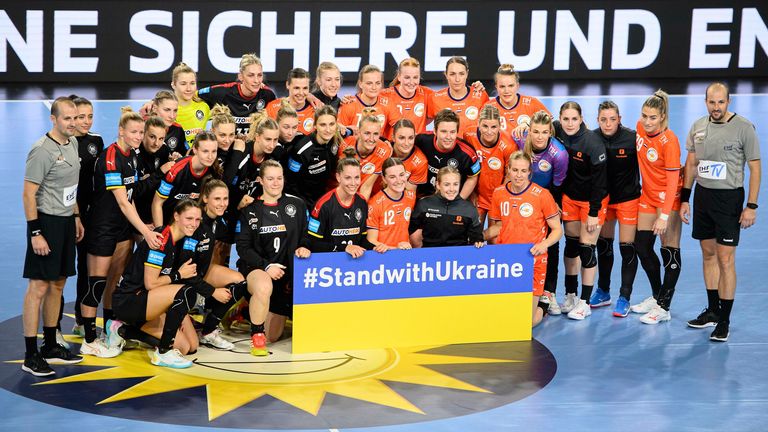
<box><xmin>692</xmin><ymin>185</ymin><xmax>744</xmax><ymax>246</ymax></box>
<box><xmin>23</xmin><ymin>213</ymin><xmax>77</xmax><ymax>280</ymax></box>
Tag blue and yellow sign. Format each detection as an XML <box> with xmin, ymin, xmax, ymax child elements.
<box><xmin>293</xmin><ymin>244</ymin><xmax>534</xmax><ymax>353</ymax></box>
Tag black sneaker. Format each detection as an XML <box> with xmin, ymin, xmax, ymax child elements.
<box><xmin>22</xmin><ymin>352</ymin><xmax>55</xmax><ymax>377</ymax></box>
<box><xmin>687</xmin><ymin>308</ymin><xmax>719</xmax><ymax>328</ymax></box>
<box><xmin>710</xmin><ymin>321</ymin><xmax>730</xmax><ymax>342</ymax></box>
<box><xmin>41</xmin><ymin>343</ymin><xmax>84</xmax><ymax>365</ymax></box>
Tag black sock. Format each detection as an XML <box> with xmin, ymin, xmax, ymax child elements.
<box><xmin>83</xmin><ymin>317</ymin><xmax>97</xmax><ymax>343</ymax></box>
<box><xmin>581</xmin><ymin>284</ymin><xmax>594</xmax><ymax>303</ymax></box>
<box><xmin>635</xmin><ymin>231</ymin><xmax>662</xmax><ymax>298</ymax></box>
<box><xmin>43</xmin><ymin>326</ymin><xmax>57</xmax><ymax>348</ymax></box>
<box><xmin>565</xmin><ymin>274</ymin><xmax>578</xmax><ymax>294</ymax></box>
<box><xmin>251</xmin><ymin>322</ymin><xmax>265</xmax><ymax>336</ymax></box>
<box><xmin>618</xmin><ymin>242</ymin><xmax>638</xmax><ymax>300</ymax></box>
<box><xmin>57</xmin><ymin>295</ymin><xmax>64</xmax><ymax>331</ymax></box>
<box><xmin>543</xmin><ymin>242</ymin><xmax>559</xmax><ymax>295</ymax></box>
<box><xmin>203</xmin><ymin>295</ymin><xmax>235</xmax><ymax>335</ymax></box>
<box><xmin>657</xmin><ymin>247</ymin><xmax>681</xmax><ymax>310</ymax></box>
<box><xmin>25</xmin><ymin>336</ymin><xmax>38</xmax><ymax>358</ymax></box>
<box><xmin>160</xmin><ymin>286</ymin><xmax>196</xmax><ymax>353</ymax></box>
<box><xmin>117</xmin><ymin>324</ymin><xmax>160</xmax><ymax>347</ymax></box>
<box><xmin>103</xmin><ymin>308</ymin><xmax>114</xmax><ymax>333</ymax></box>
<box><xmin>719</xmin><ymin>298</ymin><xmax>734</xmax><ymax>323</ymax></box>
<box><xmin>537</xmin><ymin>301</ymin><xmax>550</xmax><ymax>315</ymax></box>
<box><xmin>707</xmin><ymin>289</ymin><xmax>720</xmax><ymax>314</ymax></box>
<box><xmin>596</xmin><ymin>236</ymin><xmax>613</xmax><ymax>292</ymax></box>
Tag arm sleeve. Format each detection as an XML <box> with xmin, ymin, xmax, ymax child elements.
<box><xmin>24</xmin><ymin>145</ymin><xmax>53</xmax><ymax>184</ymax></box>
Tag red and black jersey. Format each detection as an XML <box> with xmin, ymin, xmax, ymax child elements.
<box><xmin>115</xmin><ymin>226</ymin><xmax>177</xmax><ymax>296</ymax></box>
<box><xmin>134</xmin><ymin>146</ymin><xmax>170</xmax><ymax>224</ymax></box>
<box><xmin>197</xmin><ymin>82</ymin><xmax>276</xmax><ymax>135</ymax></box>
<box><xmin>284</xmin><ymin>133</ymin><xmax>339</xmax><ymax>209</ymax></box>
<box><xmin>76</xmin><ymin>132</ymin><xmax>105</xmax><ymax>215</ymax></box>
<box><xmin>89</xmin><ymin>143</ymin><xmax>139</xmax><ymax>231</ymax></box>
<box><xmin>593</xmin><ymin>125</ymin><xmax>641</xmax><ymax>204</ymax></box>
<box><xmin>156</xmin><ymin>156</ymin><xmax>211</xmax><ymax>225</ymax></box>
<box><xmin>554</xmin><ymin>122</ymin><xmax>608</xmax><ymax>216</ymax></box>
<box><xmin>236</xmin><ymin>194</ymin><xmax>308</xmax><ymax>276</ymax></box>
<box><xmin>414</xmin><ymin>133</ymin><xmax>482</xmax><ymax>197</ymax></box>
<box><xmin>164</xmin><ymin>123</ymin><xmax>186</xmax><ymax>153</ymax></box>
<box><xmin>307</xmin><ymin>190</ymin><xmax>369</xmax><ymax>252</ymax></box>
<box><xmin>175</xmin><ymin>212</ymin><xmax>219</xmax><ymax>281</ymax></box>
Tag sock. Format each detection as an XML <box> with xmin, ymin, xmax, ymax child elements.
<box><xmin>537</xmin><ymin>301</ymin><xmax>550</xmax><ymax>315</ymax></box>
<box><xmin>596</xmin><ymin>237</ymin><xmax>614</xmax><ymax>292</ymax></box>
<box><xmin>251</xmin><ymin>322</ymin><xmax>265</xmax><ymax>336</ymax></box>
<box><xmin>43</xmin><ymin>326</ymin><xmax>57</xmax><ymax>348</ymax></box>
<box><xmin>719</xmin><ymin>299</ymin><xmax>734</xmax><ymax>323</ymax></box>
<box><xmin>83</xmin><ymin>317</ymin><xmax>97</xmax><ymax>343</ymax></box>
<box><xmin>657</xmin><ymin>247</ymin><xmax>681</xmax><ymax>310</ymax></box>
<box><xmin>565</xmin><ymin>274</ymin><xmax>578</xmax><ymax>295</ymax></box>
<box><xmin>57</xmin><ymin>295</ymin><xmax>64</xmax><ymax>331</ymax></box>
<box><xmin>160</xmin><ymin>285</ymin><xmax>196</xmax><ymax>353</ymax></box>
<box><xmin>618</xmin><ymin>242</ymin><xmax>638</xmax><ymax>300</ymax></box>
<box><xmin>25</xmin><ymin>336</ymin><xmax>38</xmax><ymax>358</ymax></box>
<box><xmin>543</xmin><ymin>242</ymin><xmax>559</xmax><ymax>294</ymax></box>
<box><xmin>581</xmin><ymin>284</ymin><xmax>594</xmax><ymax>303</ymax></box>
<box><xmin>117</xmin><ymin>324</ymin><xmax>160</xmax><ymax>347</ymax></box>
<box><xmin>707</xmin><ymin>289</ymin><xmax>720</xmax><ymax>314</ymax></box>
<box><xmin>635</xmin><ymin>230</ymin><xmax>662</xmax><ymax>298</ymax></box>
<box><xmin>103</xmin><ymin>308</ymin><xmax>114</xmax><ymax>333</ymax></box>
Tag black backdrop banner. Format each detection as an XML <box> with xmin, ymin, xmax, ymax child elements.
<box><xmin>0</xmin><ymin>1</ymin><xmax>766</xmax><ymax>82</ymax></box>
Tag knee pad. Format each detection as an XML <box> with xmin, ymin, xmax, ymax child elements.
<box><xmin>619</xmin><ymin>242</ymin><xmax>636</xmax><ymax>263</ymax></box>
<box><xmin>82</xmin><ymin>276</ymin><xmax>106</xmax><ymax>308</ymax></box>
<box><xmin>634</xmin><ymin>230</ymin><xmax>656</xmax><ymax>259</ymax></box>
<box><xmin>227</xmin><ymin>280</ymin><xmax>249</xmax><ymax>302</ymax></box>
<box><xmin>172</xmin><ymin>285</ymin><xmax>198</xmax><ymax>313</ymax></box>
<box><xmin>597</xmin><ymin>236</ymin><xmax>613</xmax><ymax>257</ymax></box>
<box><xmin>564</xmin><ymin>236</ymin><xmax>580</xmax><ymax>258</ymax></box>
<box><xmin>580</xmin><ymin>243</ymin><xmax>598</xmax><ymax>268</ymax></box>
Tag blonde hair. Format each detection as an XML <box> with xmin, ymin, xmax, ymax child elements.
<box><xmin>171</xmin><ymin>62</ymin><xmax>202</xmax><ymax>102</ymax></box>
<box><xmin>494</xmin><ymin>63</ymin><xmax>520</xmax><ymax>84</ymax></box>
<box><xmin>357</xmin><ymin>107</ymin><xmax>382</xmax><ymax>130</ymax></box>
<box><xmin>151</xmin><ymin>90</ymin><xmax>177</xmax><ymax>116</ymax></box>
<box><xmin>642</xmin><ymin>89</ymin><xmax>670</xmax><ymax>131</ymax></box>
<box><xmin>210</xmin><ymin>104</ymin><xmax>235</xmax><ymax>130</ymax></box>
<box><xmin>356</xmin><ymin>64</ymin><xmax>383</xmax><ymax>93</ymax></box>
<box><xmin>276</xmin><ymin>99</ymin><xmax>298</xmax><ymax>124</ymax></box>
<box><xmin>119</xmin><ymin>106</ymin><xmax>144</xmax><ymax>129</ymax></box>
<box><xmin>507</xmin><ymin>150</ymin><xmax>532</xmax><ymax>168</ymax></box>
<box><xmin>523</xmin><ymin>110</ymin><xmax>554</xmax><ymax>158</ymax></box>
<box><xmin>239</xmin><ymin>53</ymin><xmax>262</xmax><ymax>73</ymax></box>
<box><xmin>313</xmin><ymin>61</ymin><xmax>342</xmax><ymax>93</ymax></box>
<box><xmin>246</xmin><ymin>112</ymin><xmax>279</xmax><ymax>142</ymax></box>
<box><xmin>390</xmin><ymin>57</ymin><xmax>421</xmax><ymax>87</ymax></box>
<box><xmin>478</xmin><ymin>104</ymin><xmax>501</xmax><ymax>123</ymax></box>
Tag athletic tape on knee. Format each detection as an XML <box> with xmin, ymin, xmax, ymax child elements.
<box><xmin>580</xmin><ymin>243</ymin><xmax>598</xmax><ymax>268</ymax></box>
<box><xmin>564</xmin><ymin>236</ymin><xmax>580</xmax><ymax>258</ymax></box>
<box><xmin>82</xmin><ymin>276</ymin><xmax>106</xmax><ymax>308</ymax></box>
<box><xmin>597</xmin><ymin>236</ymin><xmax>614</xmax><ymax>257</ymax></box>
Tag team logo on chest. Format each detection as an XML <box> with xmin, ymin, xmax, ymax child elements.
<box><xmin>87</xmin><ymin>143</ymin><xmax>98</xmax><ymax>156</ymax></box>
<box><xmin>256</xmin><ymin>99</ymin><xmax>266</xmax><ymax>110</ymax></box>
<box><xmin>361</xmin><ymin>162</ymin><xmax>376</xmax><ymax>174</ymax></box>
<box><xmin>285</xmin><ymin>204</ymin><xmax>297</xmax><ymax>217</ymax></box>
<box><xmin>414</xmin><ymin>103</ymin><xmax>425</xmax><ymax>117</ymax></box>
<box><xmin>403</xmin><ymin>207</ymin><xmax>412</xmax><ymax>221</ymax></box>
<box><xmin>195</xmin><ymin>110</ymin><xmax>205</xmax><ymax>120</ymax></box>
<box><xmin>519</xmin><ymin>203</ymin><xmax>534</xmax><ymax>218</ymax></box>
<box><xmin>487</xmin><ymin>157</ymin><xmax>502</xmax><ymax>170</ymax></box>
<box><xmin>538</xmin><ymin>160</ymin><xmax>552</xmax><ymax>172</ymax></box>
<box><xmin>447</xmin><ymin>158</ymin><xmax>459</xmax><ymax>168</ymax></box>
<box><xmin>517</xmin><ymin>114</ymin><xmax>531</xmax><ymax>127</ymax></box>
<box><xmin>303</xmin><ymin>118</ymin><xmax>314</xmax><ymax>131</ymax></box>
<box><xmin>465</xmin><ymin>106</ymin><xmax>479</xmax><ymax>120</ymax></box>
<box><xmin>166</xmin><ymin>137</ymin><xmax>178</xmax><ymax>150</ymax></box>
<box><xmin>354</xmin><ymin>208</ymin><xmax>363</xmax><ymax>222</ymax></box>
<box><xmin>646</xmin><ymin>148</ymin><xmax>659</xmax><ymax>162</ymax></box>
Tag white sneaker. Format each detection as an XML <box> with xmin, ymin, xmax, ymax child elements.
<box><xmin>542</xmin><ymin>291</ymin><xmax>561</xmax><ymax>315</ymax></box>
<box><xmin>149</xmin><ymin>348</ymin><xmax>193</xmax><ymax>369</ymax></box>
<box><xmin>105</xmin><ymin>319</ymin><xmax>125</xmax><ymax>349</ymax></box>
<box><xmin>56</xmin><ymin>329</ymin><xmax>70</xmax><ymax>349</ymax></box>
<box><xmin>561</xmin><ymin>293</ymin><xmax>579</xmax><ymax>313</ymax></box>
<box><xmin>640</xmin><ymin>305</ymin><xmax>671</xmax><ymax>324</ymax></box>
<box><xmin>200</xmin><ymin>328</ymin><xmax>235</xmax><ymax>351</ymax></box>
<box><xmin>80</xmin><ymin>338</ymin><xmax>122</xmax><ymax>358</ymax></box>
<box><xmin>567</xmin><ymin>300</ymin><xmax>592</xmax><ymax>320</ymax></box>
<box><xmin>630</xmin><ymin>296</ymin><xmax>657</xmax><ymax>314</ymax></box>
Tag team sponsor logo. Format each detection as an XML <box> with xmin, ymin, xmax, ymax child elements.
<box><xmin>123</xmin><ymin>176</ymin><xmax>136</xmax><ymax>184</ymax></box>
<box><xmin>425</xmin><ymin>212</ymin><xmax>440</xmax><ymax>218</ymax></box>
<box><xmin>538</xmin><ymin>159</ymin><xmax>552</xmax><ymax>172</ymax></box>
<box><xmin>286</xmin><ymin>204</ymin><xmax>297</xmax><ymax>217</ymax></box>
<box><xmin>308</xmin><ymin>217</ymin><xmax>320</xmax><ymax>233</ymax></box>
<box><xmin>465</xmin><ymin>106</ymin><xmax>479</xmax><ymax>120</ymax></box>
<box><xmin>87</xmin><ymin>143</ymin><xmax>98</xmax><ymax>156</ymax></box>
<box><xmin>361</xmin><ymin>162</ymin><xmax>376</xmax><ymax>174</ymax></box>
<box><xmin>195</xmin><ymin>109</ymin><xmax>205</xmax><ymax>120</ymax></box>
<box><xmin>147</xmin><ymin>250</ymin><xmax>165</xmax><ymax>266</ymax></box>
<box><xmin>166</xmin><ymin>137</ymin><xmax>178</xmax><ymax>150</ymax></box>
<box><xmin>354</xmin><ymin>208</ymin><xmax>363</xmax><ymax>222</ymax></box>
<box><xmin>235</xmin><ymin>220</ymin><xmax>242</xmax><ymax>233</ymax></box>
<box><xmin>158</xmin><ymin>180</ymin><xmax>173</xmax><ymax>196</ymax></box>
<box><xmin>173</xmin><ymin>192</ymin><xmax>199</xmax><ymax>199</ymax></box>
<box><xmin>414</xmin><ymin>103</ymin><xmax>425</xmax><ymax>117</ymax></box>
<box><xmin>403</xmin><ymin>207</ymin><xmax>412</xmax><ymax>220</ymax></box>
<box><xmin>488</xmin><ymin>157</ymin><xmax>502</xmax><ymax>170</ymax></box>
<box><xmin>260</xmin><ymin>224</ymin><xmax>287</xmax><ymax>234</ymax></box>
<box><xmin>447</xmin><ymin>158</ymin><xmax>459</xmax><ymax>168</ymax></box>
<box><xmin>249</xmin><ymin>217</ymin><xmax>259</xmax><ymax>226</ymax></box>
<box><xmin>516</xmin><ymin>114</ymin><xmax>531</xmax><ymax>127</ymax></box>
<box><xmin>658</xmin><ymin>191</ymin><xmax>666</xmax><ymax>201</ymax></box>
<box><xmin>471</xmin><ymin>160</ymin><xmax>481</xmax><ymax>173</ymax></box>
<box><xmin>183</xmin><ymin>238</ymin><xmax>198</xmax><ymax>251</ymax></box>
<box><xmin>288</xmin><ymin>158</ymin><xmax>302</xmax><ymax>172</ymax></box>
<box><xmin>105</xmin><ymin>172</ymin><xmax>122</xmax><ymax>187</ymax></box>
<box><xmin>331</xmin><ymin>227</ymin><xmax>361</xmax><ymax>236</ymax></box>
<box><xmin>646</xmin><ymin>148</ymin><xmax>658</xmax><ymax>162</ymax></box>
<box><xmin>303</xmin><ymin>118</ymin><xmax>314</xmax><ymax>131</ymax></box>
<box><xmin>519</xmin><ymin>203</ymin><xmax>534</xmax><ymax>218</ymax></box>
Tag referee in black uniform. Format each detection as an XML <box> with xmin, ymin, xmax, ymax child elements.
<box><xmin>22</xmin><ymin>97</ymin><xmax>85</xmax><ymax>376</ymax></box>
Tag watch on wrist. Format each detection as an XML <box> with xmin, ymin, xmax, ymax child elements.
<box><xmin>746</xmin><ymin>202</ymin><xmax>758</xmax><ymax>210</ymax></box>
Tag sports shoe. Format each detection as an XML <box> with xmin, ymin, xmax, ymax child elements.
<box><xmin>250</xmin><ymin>333</ymin><xmax>268</xmax><ymax>356</ymax></box>
<box><xmin>22</xmin><ymin>352</ymin><xmax>55</xmax><ymax>377</ymax></box>
<box><xmin>41</xmin><ymin>343</ymin><xmax>83</xmax><ymax>365</ymax></box>
<box><xmin>55</xmin><ymin>329</ymin><xmax>70</xmax><ymax>349</ymax></box>
<box><xmin>567</xmin><ymin>300</ymin><xmax>592</xmax><ymax>320</ymax></box>
<box><xmin>72</xmin><ymin>324</ymin><xmax>100</xmax><ymax>338</ymax></box>
<box><xmin>80</xmin><ymin>338</ymin><xmax>122</xmax><ymax>358</ymax></box>
<box><xmin>640</xmin><ymin>305</ymin><xmax>671</xmax><ymax>324</ymax></box>
<box><xmin>710</xmin><ymin>321</ymin><xmax>729</xmax><ymax>342</ymax></box>
<box><xmin>613</xmin><ymin>296</ymin><xmax>631</xmax><ymax>317</ymax></box>
<box><xmin>630</xmin><ymin>296</ymin><xmax>657</xmax><ymax>314</ymax></box>
<box><xmin>561</xmin><ymin>293</ymin><xmax>579</xmax><ymax>313</ymax></box>
<box><xmin>221</xmin><ymin>299</ymin><xmax>247</xmax><ymax>331</ymax></box>
<box><xmin>149</xmin><ymin>348</ymin><xmax>193</xmax><ymax>368</ymax></box>
<box><xmin>105</xmin><ymin>319</ymin><xmax>125</xmax><ymax>349</ymax></box>
<box><xmin>687</xmin><ymin>308</ymin><xmax>719</xmax><ymax>329</ymax></box>
<box><xmin>542</xmin><ymin>291</ymin><xmax>561</xmax><ymax>315</ymax></box>
<box><xmin>589</xmin><ymin>288</ymin><xmax>611</xmax><ymax>308</ymax></box>
<box><xmin>200</xmin><ymin>328</ymin><xmax>235</xmax><ymax>351</ymax></box>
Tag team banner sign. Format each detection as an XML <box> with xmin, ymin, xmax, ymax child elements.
<box><xmin>293</xmin><ymin>244</ymin><xmax>534</xmax><ymax>353</ymax></box>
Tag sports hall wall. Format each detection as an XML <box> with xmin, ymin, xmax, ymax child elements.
<box><xmin>0</xmin><ymin>1</ymin><xmax>766</xmax><ymax>82</ymax></box>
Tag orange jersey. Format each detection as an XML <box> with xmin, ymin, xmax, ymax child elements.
<box><xmin>339</xmin><ymin>136</ymin><xmax>393</xmax><ymax>187</ymax></box>
<box><xmin>381</xmin><ymin>85</ymin><xmax>434</xmax><ymax>137</ymax></box>
<box><xmin>338</xmin><ymin>95</ymin><xmax>390</xmax><ymax>133</ymax></box>
<box><xmin>265</xmin><ymin>99</ymin><xmax>315</xmax><ymax>135</ymax></box>
<box><xmin>428</xmin><ymin>86</ymin><xmax>489</xmax><ymax>136</ymax></box>
<box><xmin>635</xmin><ymin>121</ymin><xmax>682</xmax><ymax>206</ymax></box>
<box><xmin>366</xmin><ymin>189</ymin><xmax>416</xmax><ymax>247</ymax></box>
<box><xmin>487</xmin><ymin>94</ymin><xmax>550</xmax><ymax>133</ymax></box>
<box><xmin>397</xmin><ymin>146</ymin><xmax>429</xmax><ymax>186</ymax></box>
<box><xmin>488</xmin><ymin>182</ymin><xmax>560</xmax><ymax>245</ymax></box>
<box><xmin>464</xmin><ymin>130</ymin><xmax>520</xmax><ymax>210</ymax></box>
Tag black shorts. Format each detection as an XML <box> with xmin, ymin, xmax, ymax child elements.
<box><xmin>113</xmin><ymin>289</ymin><xmax>148</xmax><ymax>327</ymax></box>
<box><xmin>692</xmin><ymin>185</ymin><xmax>744</xmax><ymax>246</ymax></box>
<box><xmin>269</xmin><ymin>277</ymin><xmax>293</xmax><ymax>318</ymax></box>
<box><xmin>23</xmin><ymin>213</ymin><xmax>77</xmax><ymax>280</ymax></box>
<box><xmin>87</xmin><ymin>217</ymin><xmax>132</xmax><ymax>256</ymax></box>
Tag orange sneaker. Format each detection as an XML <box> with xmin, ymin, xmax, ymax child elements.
<box><xmin>250</xmin><ymin>333</ymin><xmax>268</xmax><ymax>356</ymax></box>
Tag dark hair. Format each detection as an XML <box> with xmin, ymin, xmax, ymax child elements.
<box><xmin>144</xmin><ymin>115</ymin><xmax>166</xmax><ymax>131</ymax></box>
<box><xmin>445</xmin><ymin>56</ymin><xmax>469</xmax><ymax>73</ymax></box>
<box><xmin>393</xmin><ymin>118</ymin><xmax>415</xmax><ymax>135</ymax></box>
<box><xmin>68</xmin><ymin>94</ymin><xmax>93</xmax><ymax>107</ymax></box>
<box><xmin>287</xmin><ymin>67</ymin><xmax>311</xmax><ymax>83</ymax></box>
<box><xmin>173</xmin><ymin>198</ymin><xmax>202</xmax><ymax>216</ymax></box>
<box><xmin>434</xmin><ymin>109</ymin><xmax>460</xmax><ymax>131</ymax></box>
<box><xmin>337</xmin><ymin>148</ymin><xmax>361</xmax><ymax>173</ymax></box>
<box><xmin>598</xmin><ymin>100</ymin><xmax>620</xmax><ymax>115</ymax></box>
<box><xmin>559</xmin><ymin>101</ymin><xmax>582</xmax><ymax>117</ymax></box>
<box><xmin>382</xmin><ymin>157</ymin><xmax>404</xmax><ymax>176</ymax></box>
<box><xmin>192</xmin><ymin>130</ymin><xmax>223</xmax><ymax>178</ymax></box>
<box><xmin>51</xmin><ymin>96</ymin><xmax>76</xmax><ymax>117</ymax></box>
<box><xmin>198</xmin><ymin>178</ymin><xmax>228</xmax><ymax>206</ymax></box>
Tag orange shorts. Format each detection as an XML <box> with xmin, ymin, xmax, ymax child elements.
<box><xmin>562</xmin><ymin>195</ymin><xmax>609</xmax><ymax>224</ymax></box>
<box><xmin>606</xmin><ymin>198</ymin><xmax>639</xmax><ymax>225</ymax></box>
<box><xmin>638</xmin><ymin>190</ymin><xmax>681</xmax><ymax>214</ymax></box>
<box><xmin>533</xmin><ymin>254</ymin><xmax>547</xmax><ymax>296</ymax></box>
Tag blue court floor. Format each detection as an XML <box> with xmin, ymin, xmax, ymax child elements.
<box><xmin>1</xmin><ymin>87</ymin><xmax>767</xmax><ymax>432</ymax></box>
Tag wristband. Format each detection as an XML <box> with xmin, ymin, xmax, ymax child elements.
<box><xmin>747</xmin><ymin>202</ymin><xmax>759</xmax><ymax>210</ymax></box>
<box><xmin>659</xmin><ymin>213</ymin><xmax>669</xmax><ymax>221</ymax></box>
<box><xmin>680</xmin><ymin>187</ymin><xmax>692</xmax><ymax>203</ymax></box>
<box><xmin>28</xmin><ymin>219</ymin><xmax>42</xmax><ymax>237</ymax></box>
<box><xmin>170</xmin><ymin>270</ymin><xmax>181</xmax><ymax>283</ymax></box>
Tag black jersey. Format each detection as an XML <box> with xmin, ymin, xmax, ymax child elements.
<box><xmin>89</xmin><ymin>143</ymin><xmax>139</xmax><ymax>230</ymax></box>
<box><xmin>116</xmin><ymin>226</ymin><xmax>177</xmax><ymax>296</ymax></box>
<box><xmin>157</xmin><ymin>156</ymin><xmax>211</xmax><ymax>225</ymax></box>
<box><xmin>134</xmin><ymin>146</ymin><xmax>170</xmax><ymax>224</ymax></box>
<box><xmin>236</xmin><ymin>194</ymin><xmax>308</xmax><ymax>275</ymax></box>
<box><xmin>311</xmin><ymin>90</ymin><xmax>341</xmax><ymax>112</ymax></box>
<box><xmin>175</xmin><ymin>212</ymin><xmax>219</xmax><ymax>280</ymax></box>
<box><xmin>409</xmin><ymin>194</ymin><xmax>483</xmax><ymax>247</ymax></box>
<box><xmin>307</xmin><ymin>190</ymin><xmax>369</xmax><ymax>252</ymax></box>
<box><xmin>593</xmin><ymin>125</ymin><xmax>641</xmax><ymax>204</ymax></box>
<box><xmin>415</xmin><ymin>133</ymin><xmax>481</xmax><ymax>196</ymax></box>
<box><xmin>76</xmin><ymin>132</ymin><xmax>104</xmax><ymax>214</ymax></box>
<box><xmin>164</xmin><ymin>123</ymin><xmax>186</xmax><ymax>153</ymax></box>
<box><xmin>554</xmin><ymin>122</ymin><xmax>608</xmax><ymax>216</ymax></box>
<box><xmin>285</xmin><ymin>133</ymin><xmax>339</xmax><ymax>208</ymax></box>
<box><xmin>223</xmin><ymin>144</ymin><xmax>286</xmax><ymax>208</ymax></box>
<box><xmin>197</xmin><ymin>82</ymin><xmax>276</xmax><ymax>135</ymax></box>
